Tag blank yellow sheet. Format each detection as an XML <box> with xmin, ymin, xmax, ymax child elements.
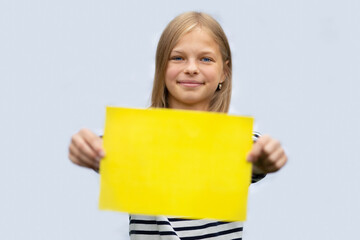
<box><xmin>99</xmin><ymin>107</ymin><xmax>253</xmax><ymax>221</ymax></box>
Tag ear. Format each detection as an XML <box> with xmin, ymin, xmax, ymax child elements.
<box><xmin>220</xmin><ymin>60</ymin><xmax>230</xmax><ymax>83</ymax></box>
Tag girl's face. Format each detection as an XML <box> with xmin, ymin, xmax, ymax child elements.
<box><xmin>165</xmin><ymin>27</ymin><xmax>226</xmax><ymax>111</ymax></box>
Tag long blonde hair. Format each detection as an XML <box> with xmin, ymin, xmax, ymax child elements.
<box><xmin>151</xmin><ymin>12</ymin><xmax>232</xmax><ymax>113</ymax></box>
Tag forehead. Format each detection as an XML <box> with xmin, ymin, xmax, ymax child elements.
<box><xmin>172</xmin><ymin>27</ymin><xmax>220</xmax><ymax>52</ymax></box>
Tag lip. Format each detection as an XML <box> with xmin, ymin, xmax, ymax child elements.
<box><xmin>177</xmin><ymin>80</ymin><xmax>204</xmax><ymax>87</ymax></box>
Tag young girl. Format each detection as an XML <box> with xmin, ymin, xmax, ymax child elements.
<box><xmin>69</xmin><ymin>12</ymin><xmax>287</xmax><ymax>240</ymax></box>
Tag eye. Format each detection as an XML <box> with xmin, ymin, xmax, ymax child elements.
<box><xmin>201</xmin><ymin>57</ymin><xmax>213</xmax><ymax>62</ymax></box>
<box><xmin>170</xmin><ymin>56</ymin><xmax>183</xmax><ymax>61</ymax></box>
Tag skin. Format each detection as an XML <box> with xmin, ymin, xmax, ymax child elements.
<box><xmin>69</xmin><ymin>28</ymin><xmax>287</xmax><ymax>174</ymax></box>
<box><xmin>165</xmin><ymin>28</ymin><xmax>225</xmax><ymax>111</ymax></box>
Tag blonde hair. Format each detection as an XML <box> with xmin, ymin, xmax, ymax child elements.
<box><xmin>151</xmin><ymin>12</ymin><xmax>232</xmax><ymax>113</ymax></box>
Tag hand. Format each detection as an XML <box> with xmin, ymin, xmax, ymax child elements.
<box><xmin>247</xmin><ymin>135</ymin><xmax>287</xmax><ymax>174</ymax></box>
<box><xmin>68</xmin><ymin>128</ymin><xmax>105</xmax><ymax>171</ymax></box>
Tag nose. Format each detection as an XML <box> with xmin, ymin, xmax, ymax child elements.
<box><xmin>184</xmin><ymin>59</ymin><xmax>199</xmax><ymax>75</ymax></box>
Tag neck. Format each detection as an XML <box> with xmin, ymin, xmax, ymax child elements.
<box><xmin>168</xmin><ymin>99</ymin><xmax>210</xmax><ymax>112</ymax></box>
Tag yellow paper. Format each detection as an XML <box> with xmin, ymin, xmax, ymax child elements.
<box><xmin>99</xmin><ymin>107</ymin><xmax>253</xmax><ymax>221</ymax></box>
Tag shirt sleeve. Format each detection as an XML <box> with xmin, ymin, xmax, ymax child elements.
<box><xmin>251</xmin><ymin>131</ymin><xmax>266</xmax><ymax>184</ymax></box>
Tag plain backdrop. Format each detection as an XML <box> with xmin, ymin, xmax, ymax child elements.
<box><xmin>1</xmin><ymin>0</ymin><xmax>359</xmax><ymax>239</ymax></box>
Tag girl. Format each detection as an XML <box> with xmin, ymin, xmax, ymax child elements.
<box><xmin>69</xmin><ymin>12</ymin><xmax>287</xmax><ymax>240</ymax></box>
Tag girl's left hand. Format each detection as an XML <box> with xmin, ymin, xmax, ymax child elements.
<box><xmin>247</xmin><ymin>135</ymin><xmax>287</xmax><ymax>174</ymax></box>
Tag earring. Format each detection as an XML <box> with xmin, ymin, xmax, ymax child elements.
<box><xmin>218</xmin><ymin>83</ymin><xmax>222</xmax><ymax>90</ymax></box>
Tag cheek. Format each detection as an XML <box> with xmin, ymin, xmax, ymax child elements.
<box><xmin>165</xmin><ymin>65</ymin><xmax>180</xmax><ymax>83</ymax></box>
<box><xmin>202</xmin><ymin>67</ymin><xmax>223</xmax><ymax>82</ymax></box>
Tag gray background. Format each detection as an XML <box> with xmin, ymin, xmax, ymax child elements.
<box><xmin>1</xmin><ymin>0</ymin><xmax>359</xmax><ymax>239</ymax></box>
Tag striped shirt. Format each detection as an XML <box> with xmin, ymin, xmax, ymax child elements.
<box><xmin>129</xmin><ymin>132</ymin><xmax>265</xmax><ymax>240</ymax></box>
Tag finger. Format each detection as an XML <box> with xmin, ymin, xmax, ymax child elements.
<box><xmin>68</xmin><ymin>151</ymin><xmax>93</xmax><ymax>168</ymax></box>
<box><xmin>69</xmin><ymin>152</ymin><xmax>99</xmax><ymax>171</ymax></box>
<box><xmin>247</xmin><ymin>135</ymin><xmax>271</xmax><ymax>162</ymax></box>
<box><xmin>265</xmin><ymin>154</ymin><xmax>288</xmax><ymax>173</ymax></box>
<box><xmin>69</xmin><ymin>142</ymin><xmax>99</xmax><ymax>169</ymax></box>
<box><xmin>247</xmin><ymin>142</ymin><xmax>263</xmax><ymax>162</ymax></box>
<box><xmin>263</xmin><ymin>146</ymin><xmax>285</xmax><ymax>167</ymax></box>
<box><xmin>71</xmin><ymin>133</ymin><xmax>99</xmax><ymax>161</ymax></box>
<box><xmin>68</xmin><ymin>151</ymin><xmax>87</xmax><ymax>167</ymax></box>
<box><xmin>79</xmin><ymin>129</ymin><xmax>105</xmax><ymax>158</ymax></box>
<box><xmin>263</xmin><ymin>138</ymin><xmax>281</xmax><ymax>157</ymax></box>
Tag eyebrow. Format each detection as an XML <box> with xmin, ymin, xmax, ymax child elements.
<box><xmin>171</xmin><ymin>49</ymin><xmax>216</xmax><ymax>55</ymax></box>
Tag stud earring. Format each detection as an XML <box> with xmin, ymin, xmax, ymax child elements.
<box><xmin>218</xmin><ymin>83</ymin><xmax>222</xmax><ymax>90</ymax></box>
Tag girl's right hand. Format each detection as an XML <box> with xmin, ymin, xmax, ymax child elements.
<box><xmin>68</xmin><ymin>128</ymin><xmax>105</xmax><ymax>171</ymax></box>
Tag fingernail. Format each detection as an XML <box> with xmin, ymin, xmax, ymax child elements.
<box><xmin>98</xmin><ymin>150</ymin><xmax>105</xmax><ymax>158</ymax></box>
<box><xmin>247</xmin><ymin>155</ymin><xmax>253</xmax><ymax>162</ymax></box>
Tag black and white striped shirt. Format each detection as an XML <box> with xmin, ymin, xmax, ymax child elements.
<box><xmin>128</xmin><ymin>132</ymin><xmax>265</xmax><ymax>240</ymax></box>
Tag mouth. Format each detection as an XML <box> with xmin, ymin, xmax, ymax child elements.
<box><xmin>177</xmin><ymin>80</ymin><xmax>204</xmax><ymax>87</ymax></box>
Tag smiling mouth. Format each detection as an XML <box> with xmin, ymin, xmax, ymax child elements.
<box><xmin>177</xmin><ymin>80</ymin><xmax>204</xmax><ymax>87</ymax></box>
